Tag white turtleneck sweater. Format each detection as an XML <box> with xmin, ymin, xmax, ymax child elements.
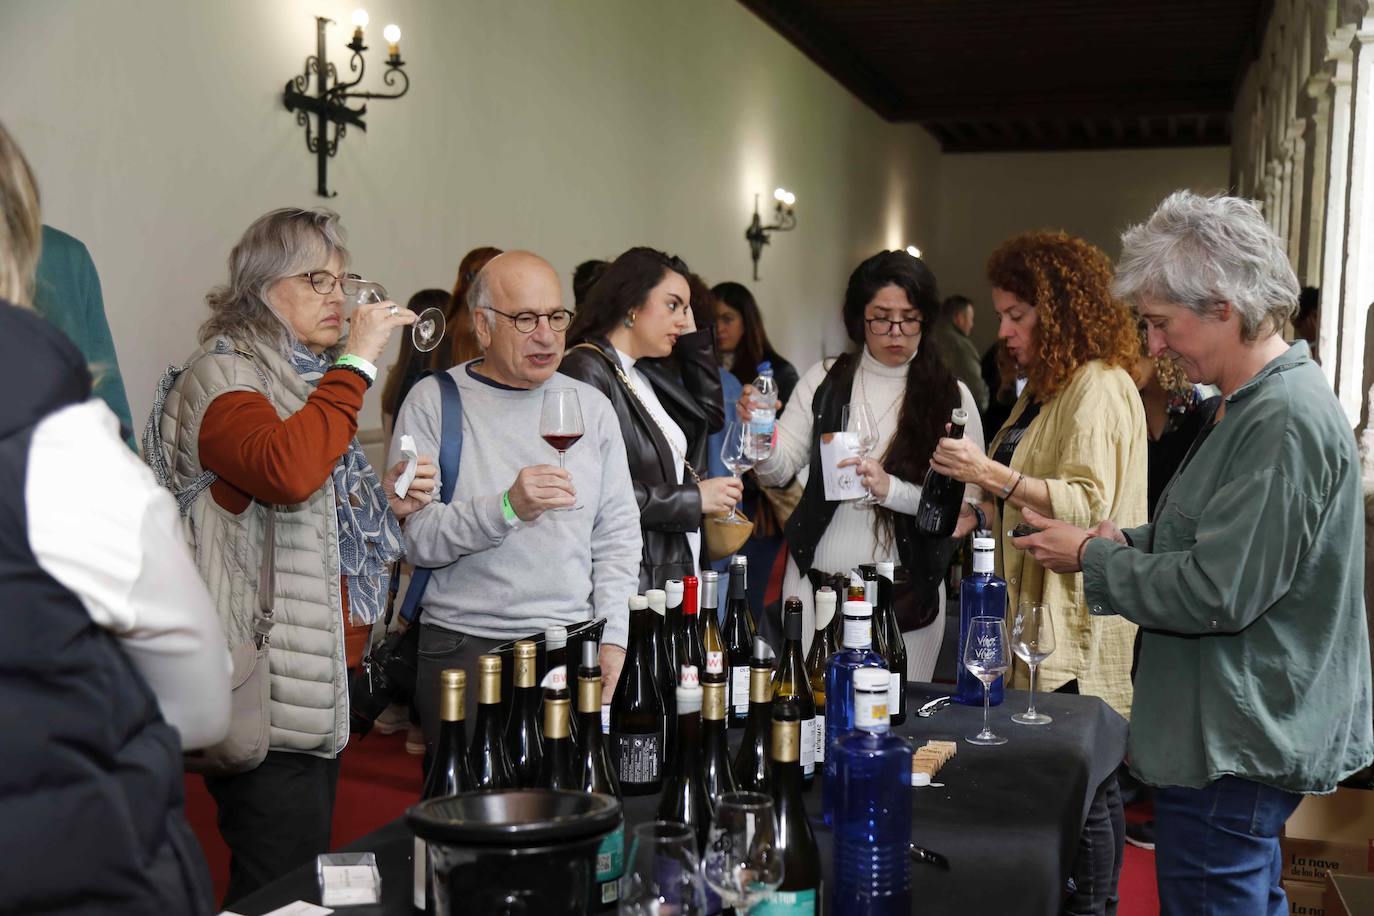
<box><xmin>755</xmin><ymin>346</ymin><xmax>985</xmax><ymax>678</ymax></box>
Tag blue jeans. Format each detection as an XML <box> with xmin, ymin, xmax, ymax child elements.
<box><xmin>1153</xmin><ymin>776</ymin><xmax>1303</xmax><ymax>916</ymax></box>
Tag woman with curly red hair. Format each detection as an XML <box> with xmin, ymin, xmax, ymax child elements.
<box><xmin>932</xmin><ymin>230</ymin><xmax>1146</xmax><ymax>716</ymax></box>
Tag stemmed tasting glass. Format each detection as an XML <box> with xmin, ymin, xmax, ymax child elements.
<box><xmin>349</xmin><ymin>280</ymin><xmax>447</xmax><ymax>353</ymax></box>
<box><xmin>1011</xmin><ymin>602</ymin><xmax>1056</xmax><ymax>726</ymax></box>
<box><xmin>540</xmin><ymin>387</ymin><xmax>585</xmax><ymax>512</ymax></box>
<box><xmin>702</xmin><ymin>791</ymin><xmax>784</xmax><ymax>915</ymax></box>
<box><xmin>963</xmin><ymin>615</ymin><xmax>1011</xmax><ymax>746</ymax></box>
<box><xmin>841</xmin><ymin>402</ymin><xmax>880</xmax><ymax>508</ymax></box>
<box><xmin>619</xmin><ymin>821</ymin><xmax>707</xmax><ymax>916</ymax></box>
<box><xmin>712</xmin><ymin>421</ymin><xmax>753</xmax><ymax>526</ymax></box>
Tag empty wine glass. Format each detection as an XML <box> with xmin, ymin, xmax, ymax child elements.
<box><xmin>349</xmin><ymin>280</ymin><xmax>447</xmax><ymax>353</ymax></box>
<box><xmin>963</xmin><ymin>615</ymin><xmax>1010</xmax><ymax>746</ymax></box>
<box><xmin>841</xmin><ymin>402</ymin><xmax>879</xmax><ymax>507</ymax></box>
<box><xmin>540</xmin><ymin>387</ymin><xmax>584</xmax><ymax>512</ymax></box>
<box><xmin>1011</xmin><ymin>602</ymin><xmax>1056</xmax><ymax>726</ymax></box>
<box><xmin>619</xmin><ymin>821</ymin><xmax>707</xmax><ymax>916</ymax></box>
<box><xmin>702</xmin><ymin>791</ymin><xmax>784</xmax><ymax>914</ymax></box>
<box><xmin>712</xmin><ymin>421</ymin><xmax>753</xmax><ymax>526</ymax></box>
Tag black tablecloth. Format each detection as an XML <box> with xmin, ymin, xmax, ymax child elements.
<box><xmin>232</xmin><ymin>683</ymin><xmax>1126</xmax><ymax>916</ymax></box>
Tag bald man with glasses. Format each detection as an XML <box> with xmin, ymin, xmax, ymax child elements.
<box><xmin>389</xmin><ymin>251</ymin><xmax>641</xmax><ymax>751</ymax></box>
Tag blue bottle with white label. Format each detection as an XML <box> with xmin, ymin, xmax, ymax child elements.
<box><xmin>821</xmin><ymin>599</ymin><xmax>883</xmax><ymax>825</ymax></box>
<box><xmin>955</xmin><ymin>536</ymin><xmax>1005</xmax><ymax>706</ymax></box>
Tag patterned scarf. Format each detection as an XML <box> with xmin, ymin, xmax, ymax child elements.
<box><xmin>289</xmin><ymin>343</ymin><xmax>404</xmax><ymax>624</ymax></box>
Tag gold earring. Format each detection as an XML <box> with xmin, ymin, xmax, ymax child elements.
<box><xmin>624</xmin><ymin>312</ymin><xmax>636</xmax><ymax>329</ymax></box>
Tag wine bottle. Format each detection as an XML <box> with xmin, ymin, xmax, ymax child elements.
<box><xmin>656</xmin><ymin>666</ymin><xmax>711</xmax><ymax>852</ymax></box>
<box><xmin>468</xmin><ymin>654</ymin><xmax>515</xmax><ymax>790</ymax></box>
<box><xmin>722</xmin><ymin>557</ymin><xmax>756</xmax><ymax>727</ymax></box>
<box><xmin>415</xmin><ymin>669</ymin><xmax>473</xmax><ymax>913</ymax></box>
<box><xmin>837</xmin><ymin>571</ymin><xmax>865</xmax><ymax>645</ymax></box>
<box><xmin>956</xmin><ymin>536</ymin><xmax>1006</xmax><ymax>706</ymax></box>
<box><xmin>822</xmin><ymin>600</ymin><xmax>884</xmax><ymax>826</ymax></box>
<box><xmin>832</xmin><ymin>668</ymin><xmax>913</xmax><ymax>915</ymax></box>
<box><xmin>699</xmin><ymin>571</ymin><xmax>727</xmax><ymax>690</ymax></box>
<box><xmin>734</xmin><ymin>636</ymin><xmax>774</xmax><ymax>794</ymax></box>
<box><xmin>874</xmin><ymin>561</ymin><xmax>908</xmax><ymax>726</ymax></box>
<box><xmin>914</xmin><ymin>407</ymin><xmax>969</xmax><ymax>536</ymax></box>
<box><xmin>505</xmin><ymin>640</ymin><xmax>544</xmax><ymax>788</ymax></box>
<box><xmin>545</xmin><ymin>625</ymin><xmax>578</xmax><ymax>746</ymax></box>
<box><xmin>699</xmin><ymin>659</ymin><xmax>738</xmax><ymax>804</ymax></box>
<box><xmin>761</xmin><ymin>700</ymin><xmax>823</xmax><ymax>915</ymax></box>
<box><xmin>645</xmin><ymin>589</ymin><xmax>677</xmax><ymax>756</ymax></box>
<box><xmin>772</xmin><ymin>597</ymin><xmax>818</xmax><ymax>787</ymax></box>
<box><xmin>679</xmin><ymin>575</ymin><xmax>704</xmax><ymax>677</ymax></box>
<box><xmin>665</xmin><ymin>578</ymin><xmax>685</xmax><ymax>678</ymax></box>
<box><xmin>574</xmin><ymin>641</ymin><xmax>623</xmax><ymax>912</ymax></box>
<box><xmin>537</xmin><ymin>666</ymin><xmax>575</xmax><ymax>789</ymax></box>
<box><xmin>804</xmin><ymin>587</ymin><xmax>838</xmax><ymax>770</ymax></box>
<box><xmin>609</xmin><ymin>594</ymin><xmax>666</xmax><ymax>796</ymax></box>
<box><xmin>863</xmin><ymin>566</ymin><xmax>896</xmax><ymax>728</ymax></box>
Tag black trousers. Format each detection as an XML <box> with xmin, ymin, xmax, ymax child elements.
<box><xmin>415</xmin><ymin>624</ymin><xmax>503</xmax><ymax>760</ymax></box>
<box><xmin>204</xmin><ymin>750</ymin><xmax>342</xmax><ymax>907</ymax></box>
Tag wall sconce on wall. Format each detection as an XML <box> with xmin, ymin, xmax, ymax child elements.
<box><xmin>906</xmin><ymin>245</ymin><xmax>923</xmax><ymax>258</ymax></box>
<box><xmin>745</xmin><ymin>188</ymin><xmax>798</xmax><ymax>280</ymax></box>
<box><xmin>282</xmin><ymin>11</ymin><xmax>411</xmax><ymax>197</ymax></box>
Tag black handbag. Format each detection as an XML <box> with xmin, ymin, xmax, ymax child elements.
<box><xmin>348</xmin><ymin>369</ymin><xmax>463</xmax><ymax>736</ymax></box>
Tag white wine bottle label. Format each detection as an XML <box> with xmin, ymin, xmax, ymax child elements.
<box><xmin>799</xmin><ymin>716</ymin><xmax>816</xmax><ymax>773</ymax></box>
<box><xmin>814</xmin><ymin>713</ymin><xmax>826</xmax><ymax>763</ymax></box>
<box><xmin>412</xmin><ymin>836</ymin><xmax>426</xmax><ymax>910</ymax></box>
<box><xmin>889</xmin><ymin>672</ymin><xmax>902</xmax><ymax>714</ymax></box>
<box><xmin>730</xmin><ymin>666</ymin><xmax>750</xmax><ymax>712</ymax></box>
<box><xmin>614</xmin><ymin>733</ymin><xmax>661</xmax><ymax>784</ymax></box>
<box><xmin>753</xmin><ymin>888</ymin><xmax>818</xmax><ymax>914</ymax></box>
<box><xmin>601</xmin><ymin>704</ymin><xmax>611</xmax><ymax>735</ymax></box>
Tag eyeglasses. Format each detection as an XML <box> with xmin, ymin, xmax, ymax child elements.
<box><xmin>295</xmin><ymin>270</ymin><xmax>363</xmax><ymax>296</ymax></box>
<box><xmin>864</xmin><ymin>315</ymin><xmax>924</xmax><ymax>336</ymax></box>
<box><xmin>485</xmin><ymin>306</ymin><xmax>574</xmax><ymax>334</ymax></box>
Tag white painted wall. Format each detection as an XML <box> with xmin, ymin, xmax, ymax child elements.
<box><xmin>0</xmin><ymin>0</ymin><xmax>939</xmax><ymax>437</ymax></box>
<box><xmin>2</xmin><ymin>1</ymin><xmax>1232</xmax><ymax>445</ymax></box>
<box><xmin>927</xmin><ymin>147</ymin><xmax>1232</xmax><ymax>352</ymax></box>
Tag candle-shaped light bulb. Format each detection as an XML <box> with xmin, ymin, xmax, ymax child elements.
<box><xmin>383</xmin><ymin>23</ymin><xmax>401</xmax><ymax>59</ymax></box>
<box><xmin>906</xmin><ymin>245</ymin><xmax>922</xmax><ymax>258</ymax></box>
<box><xmin>783</xmin><ymin>191</ymin><xmax>796</xmax><ymax>206</ymax></box>
<box><xmin>352</xmin><ymin>9</ymin><xmax>369</xmax><ymax>28</ymax></box>
<box><xmin>774</xmin><ymin>187</ymin><xmax>788</xmax><ymax>202</ymax></box>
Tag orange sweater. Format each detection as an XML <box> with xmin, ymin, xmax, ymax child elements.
<box><xmin>199</xmin><ymin>368</ymin><xmax>372</xmax><ymax>664</ymax></box>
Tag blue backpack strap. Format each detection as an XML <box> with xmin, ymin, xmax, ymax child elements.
<box><xmin>398</xmin><ymin>369</ymin><xmax>463</xmax><ymax>624</ymax></box>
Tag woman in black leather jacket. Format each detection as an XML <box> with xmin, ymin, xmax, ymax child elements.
<box><xmin>561</xmin><ymin>247</ymin><xmax>739</xmax><ymax>589</ymax></box>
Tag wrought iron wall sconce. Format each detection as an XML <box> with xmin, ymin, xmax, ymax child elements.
<box><xmin>745</xmin><ymin>188</ymin><xmax>797</xmax><ymax>280</ymax></box>
<box><xmin>282</xmin><ymin>11</ymin><xmax>410</xmax><ymax>197</ymax></box>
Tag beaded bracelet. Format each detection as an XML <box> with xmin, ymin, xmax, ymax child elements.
<box><xmin>334</xmin><ymin>353</ymin><xmax>378</xmax><ymax>381</ymax></box>
<box><xmin>331</xmin><ymin>364</ymin><xmax>373</xmax><ymax>388</ymax></box>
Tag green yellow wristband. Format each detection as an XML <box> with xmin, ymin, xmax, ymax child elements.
<box><xmin>501</xmin><ymin>490</ymin><xmax>518</xmax><ymax>523</ymax></box>
<box><xmin>333</xmin><ymin>353</ymin><xmax>377</xmax><ymax>381</ymax></box>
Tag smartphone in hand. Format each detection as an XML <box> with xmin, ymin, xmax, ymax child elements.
<box><xmin>1008</xmin><ymin>522</ymin><xmax>1042</xmax><ymax>538</ymax></box>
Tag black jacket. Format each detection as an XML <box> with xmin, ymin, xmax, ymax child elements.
<box><xmin>560</xmin><ymin>329</ymin><xmax>725</xmax><ymax>590</ymax></box>
<box><xmin>0</xmin><ymin>302</ymin><xmax>214</xmax><ymax>914</ymax></box>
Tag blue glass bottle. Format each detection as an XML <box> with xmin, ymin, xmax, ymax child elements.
<box><xmin>955</xmin><ymin>535</ymin><xmax>1005</xmax><ymax>706</ymax></box>
<box><xmin>832</xmin><ymin>667</ymin><xmax>912</xmax><ymax>916</ymax></box>
<box><xmin>822</xmin><ymin>599</ymin><xmax>883</xmax><ymax>825</ymax></box>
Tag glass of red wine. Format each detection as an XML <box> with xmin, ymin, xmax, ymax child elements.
<box><xmin>540</xmin><ymin>387</ymin><xmax>584</xmax><ymax>512</ymax></box>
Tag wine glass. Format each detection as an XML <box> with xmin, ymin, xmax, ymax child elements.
<box><xmin>540</xmin><ymin>387</ymin><xmax>584</xmax><ymax>512</ymax></box>
<box><xmin>1011</xmin><ymin>602</ymin><xmax>1056</xmax><ymax>726</ymax></box>
<box><xmin>841</xmin><ymin>402</ymin><xmax>879</xmax><ymax>507</ymax></box>
<box><xmin>702</xmin><ymin>791</ymin><xmax>784</xmax><ymax>914</ymax></box>
<box><xmin>350</xmin><ymin>280</ymin><xmax>447</xmax><ymax>353</ymax></box>
<box><xmin>963</xmin><ymin>615</ymin><xmax>1010</xmax><ymax>746</ymax></box>
<box><xmin>712</xmin><ymin>421</ymin><xmax>753</xmax><ymax>526</ymax></box>
<box><xmin>619</xmin><ymin>821</ymin><xmax>707</xmax><ymax>916</ymax></box>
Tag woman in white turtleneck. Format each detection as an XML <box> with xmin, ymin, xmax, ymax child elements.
<box><xmin>744</xmin><ymin>250</ymin><xmax>988</xmax><ymax>679</ymax></box>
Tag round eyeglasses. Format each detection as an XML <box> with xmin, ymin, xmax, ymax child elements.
<box><xmin>486</xmin><ymin>307</ymin><xmax>575</xmax><ymax>334</ymax></box>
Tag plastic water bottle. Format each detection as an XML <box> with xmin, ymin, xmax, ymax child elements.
<box><xmin>832</xmin><ymin>667</ymin><xmax>912</xmax><ymax>916</ymax></box>
<box><xmin>954</xmin><ymin>536</ymin><xmax>1005</xmax><ymax>706</ymax></box>
<box><xmin>822</xmin><ymin>600</ymin><xmax>883</xmax><ymax>825</ymax></box>
<box><xmin>749</xmin><ymin>362</ymin><xmax>778</xmax><ymax>457</ymax></box>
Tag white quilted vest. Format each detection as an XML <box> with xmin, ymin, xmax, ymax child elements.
<box><xmin>154</xmin><ymin>336</ymin><xmax>348</xmax><ymax>757</ymax></box>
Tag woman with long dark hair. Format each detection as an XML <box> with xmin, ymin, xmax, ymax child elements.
<box><xmin>379</xmin><ymin>287</ymin><xmax>453</xmax><ymax>438</ymax></box>
<box><xmin>745</xmin><ymin>250</ymin><xmax>986</xmax><ymax>677</ymax></box>
<box><xmin>560</xmin><ymin>247</ymin><xmax>736</xmax><ymax>587</ymax></box>
<box><xmin>435</xmin><ymin>245</ymin><xmax>502</xmax><ymax>371</ymax></box>
<box><xmin>712</xmin><ymin>281</ymin><xmax>799</xmax><ymax>406</ymax></box>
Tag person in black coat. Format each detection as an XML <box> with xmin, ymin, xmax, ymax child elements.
<box><xmin>561</xmin><ymin>247</ymin><xmax>738</xmax><ymax>589</ymax></box>
<box><xmin>711</xmin><ymin>281</ymin><xmax>800</xmax><ymax>406</ymax></box>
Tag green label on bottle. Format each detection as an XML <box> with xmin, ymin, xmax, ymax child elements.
<box><xmin>595</xmin><ymin>824</ymin><xmax>625</xmax><ymax>883</ymax></box>
<box><xmin>753</xmin><ymin>888</ymin><xmax>817</xmax><ymax>914</ymax></box>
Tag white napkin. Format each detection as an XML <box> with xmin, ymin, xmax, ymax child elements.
<box><xmin>393</xmin><ymin>435</ymin><xmax>418</xmax><ymax>498</ymax></box>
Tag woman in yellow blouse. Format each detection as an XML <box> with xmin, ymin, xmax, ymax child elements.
<box><xmin>930</xmin><ymin>231</ymin><xmax>1146</xmax><ymax>718</ymax></box>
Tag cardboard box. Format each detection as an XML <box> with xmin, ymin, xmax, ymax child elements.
<box><xmin>1283</xmin><ymin>788</ymin><xmax>1374</xmax><ymax>883</ymax></box>
<box><xmin>1324</xmin><ymin>872</ymin><xmax>1374</xmax><ymax>916</ymax></box>
<box><xmin>1285</xmin><ymin>879</ymin><xmax>1326</xmax><ymax>916</ymax></box>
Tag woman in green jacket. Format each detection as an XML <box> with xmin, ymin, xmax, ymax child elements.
<box><xmin>1016</xmin><ymin>191</ymin><xmax>1374</xmax><ymax>916</ymax></box>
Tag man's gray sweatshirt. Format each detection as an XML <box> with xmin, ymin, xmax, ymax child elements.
<box><xmin>390</xmin><ymin>365</ymin><xmax>641</xmax><ymax>647</ymax></box>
